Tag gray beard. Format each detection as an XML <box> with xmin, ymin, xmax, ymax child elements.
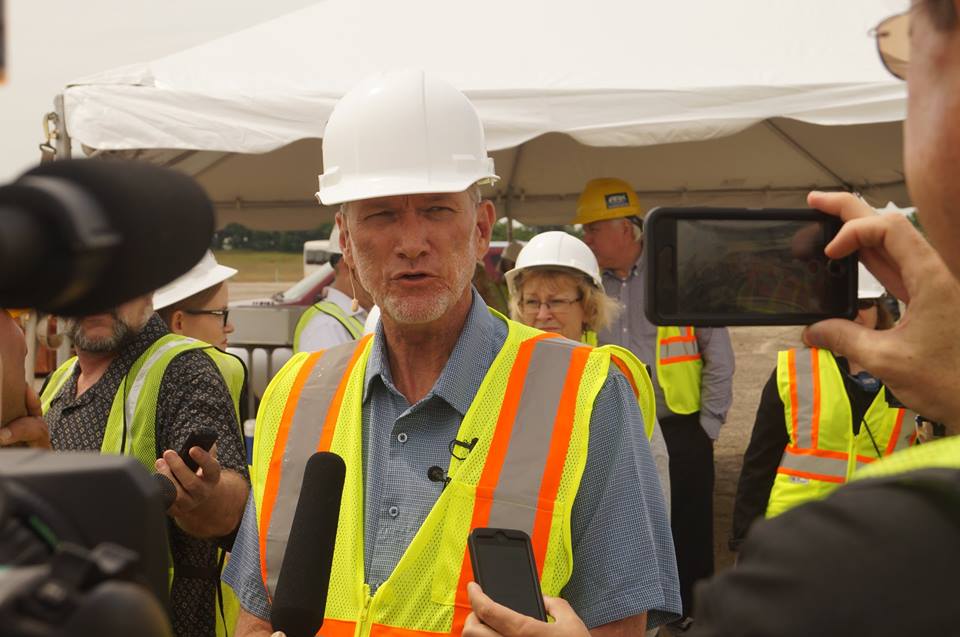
<box><xmin>66</xmin><ymin>311</ymin><xmax>137</xmax><ymax>354</ymax></box>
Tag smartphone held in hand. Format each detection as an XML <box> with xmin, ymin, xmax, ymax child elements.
<box><xmin>644</xmin><ymin>207</ymin><xmax>858</xmax><ymax>326</ymax></box>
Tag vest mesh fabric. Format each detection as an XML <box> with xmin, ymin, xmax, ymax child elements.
<box><xmin>656</xmin><ymin>326</ymin><xmax>702</xmax><ymax>414</ymax></box>
<box><xmin>257</xmin><ymin>318</ymin><xmax>606</xmax><ymax>635</ymax></box>
<box><xmin>252</xmin><ymin>352</ymin><xmax>312</xmax><ymax>522</ymax></box>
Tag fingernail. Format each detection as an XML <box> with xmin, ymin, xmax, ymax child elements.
<box><xmin>0</xmin><ymin>429</ymin><xmax>10</xmax><ymax>442</ymax></box>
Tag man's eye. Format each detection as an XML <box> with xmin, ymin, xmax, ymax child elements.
<box><xmin>425</xmin><ymin>206</ymin><xmax>454</xmax><ymax>213</ymax></box>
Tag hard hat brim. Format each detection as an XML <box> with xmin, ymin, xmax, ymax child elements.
<box><xmin>317</xmin><ymin>173</ymin><xmax>499</xmax><ymax>206</ymax></box>
<box><xmin>153</xmin><ymin>263</ymin><xmax>238</xmax><ymax>310</ymax></box>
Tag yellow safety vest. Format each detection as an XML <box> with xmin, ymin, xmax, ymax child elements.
<box><xmin>204</xmin><ymin>347</ymin><xmax>247</xmax><ymax>424</ymax></box>
<box><xmin>766</xmin><ymin>348</ymin><xmax>917</xmax><ymax>518</ymax></box>
<box><xmin>854</xmin><ymin>436</ymin><xmax>960</xmax><ymax>480</ymax></box>
<box><xmin>655</xmin><ymin>326</ymin><xmax>702</xmax><ymax>415</ymax></box>
<box><xmin>40</xmin><ymin>335</ymin><xmax>242</xmax><ymax>637</ymax></box>
<box><xmin>252</xmin><ymin>314</ymin><xmax>639</xmax><ymax>637</ymax></box>
<box><xmin>294</xmin><ymin>300</ymin><xmax>364</xmax><ymax>352</ymax></box>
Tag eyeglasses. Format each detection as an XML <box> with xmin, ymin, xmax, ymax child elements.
<box><xmin>857</xmin><ymin>299</ymin><xmax>879</xmax><ymax>311</ymax></box>
<box><xmin>521</xmin><ymin>297</ymin><xmax>581</xmax><ymax>315</ymax></box>
<box><xmin>870</xmin><ymin>11</ymin><xmax>910</xmax><ymax>80</ymax></box>
<box><xmin>184</xmin><ymin>308</ymin><xmax>230</xmax><ymax>326</ymax></box>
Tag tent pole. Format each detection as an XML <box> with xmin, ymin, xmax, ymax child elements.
<box><xmin>764</xmin><ymin>120</ymin><xmax>852</xmax><ymax>191</ymax></box>
<box><xmin>502</xmin><ymin>146</ymin><xmax>524</xmax><ymax>243</ymax></box>
<box><xmin>53</xmin><ymin>94</ymin><xmax>72</xmax><ymax>160</ymax></box>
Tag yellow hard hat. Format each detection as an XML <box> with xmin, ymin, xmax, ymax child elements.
<box><xmin>573</xmin><ymin>178</ymin><xmax>645</xmax><ymax>225</ymax></box>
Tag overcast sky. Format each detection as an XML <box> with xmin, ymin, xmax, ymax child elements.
<box><xmin>0</xmin><ymin>0</ymin><xmax>316</xmax><ymax>181</ymax></box>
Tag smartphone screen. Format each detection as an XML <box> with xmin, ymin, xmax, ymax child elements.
<box><xmin>469</xmin><ymin>529</ymin><xmax>547</xmax><ymax>621</ymax></box>
<box><xmin>646</xmin><ymin>208</ymin><xmax>857</xmax><ymax>326</ymax></box>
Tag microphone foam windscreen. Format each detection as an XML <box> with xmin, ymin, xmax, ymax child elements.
<box><xmin>12</xmin><ymin>160</ymin><xmax>214</xmax><ymax>315</ymax></box>
<box><xmin>271</xmin><ymin>452</ymin><xmax>346</xmax><ymax>637</ymax></box>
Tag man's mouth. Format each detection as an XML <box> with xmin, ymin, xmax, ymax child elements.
<box><xmin>393</xmin><ymin>271</ymin><xmax>432</xmax><ymax>282</ymax></box>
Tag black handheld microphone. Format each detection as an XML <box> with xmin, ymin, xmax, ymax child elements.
<box><xmin>271</xmin><ymin>451</ymin><xmax>346</xmax><ymax>637</ymax></box>
<box><xmin>0</xmin><ymin>159</ymin><xmax>214</xmax><ymax>316</ymax></box>
<box><xmin>152</xmin><ymin>473</ymin><xmax>178</xmax><ymax>511</ymax></box>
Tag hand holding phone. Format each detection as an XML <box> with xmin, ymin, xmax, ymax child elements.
<box><xmin>177</xmin><ymin>426</ymin><xmax>219</xmax><ymax>472</ymax></box>
<box><xmin>468</xmin><ymin>528</ymin><xmax>547</xmax><ymax>622</ymax></box>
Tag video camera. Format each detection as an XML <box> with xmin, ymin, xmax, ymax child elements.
<box><xmin>0</xmin><ymin>158</ymin><xmax>219</xmax><ymax>635</ymax></box>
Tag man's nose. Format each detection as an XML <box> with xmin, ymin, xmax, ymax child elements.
<box><xmin>394</xmin><ymin>210</ymin><xmax>431</xmax><ymax>260</ymax></box>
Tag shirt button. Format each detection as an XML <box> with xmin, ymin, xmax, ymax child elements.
<box><xmin>388</xmin><ymin>506</ymin><xmax>399</xmax><ymax>518</ymax></box>
<box><xmin>397</xmin><ymin>432</ymin><xmax>408</xmax><ymax>444</ymax></box>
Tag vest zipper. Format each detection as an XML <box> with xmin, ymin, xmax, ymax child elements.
<box><xmin>357</xmin><ymin>583</ymin><xmax>372</xmax><ymax>637</ymax></box>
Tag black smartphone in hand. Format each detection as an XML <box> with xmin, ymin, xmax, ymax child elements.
<box><xmin>468</xmin><ymin>528</ymin><xmax>547</xmax><ymax>622</ymax></box>
<box><xmin>177</xmin><ymin>426</ymin><xmax>219</xmax><ymax>472</ymax></box>
<box><xmin>644</xmin><ymin>207</ymin><xmax>858</xmax><ymax>326</ymax></box>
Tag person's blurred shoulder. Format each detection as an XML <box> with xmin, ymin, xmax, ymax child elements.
<box><xmin>692</xmin><ymin>468</ymin><xmax>960</xmax><ymax>637</ymax></box>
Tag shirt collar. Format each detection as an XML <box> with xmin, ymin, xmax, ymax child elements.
<box><xmin>363</xmin><ymin>289</ymin><xmax>500</xmax><ymax>416</ymax></box>
<box><xmin>602</xmin><ymin>252</ymin><xmax>644</xmax><ymax>281</ymax></box>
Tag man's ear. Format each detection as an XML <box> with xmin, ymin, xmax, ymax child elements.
<box><xmin>476</xmin><ymin>199</ymin><xmax>496</xmax><ymax>255</ymax></box>
<box><xmin>170</xmin><ymin>310</ymin><xmax>185</xmax><ymax>334</ymax></box>
<box><xmin>337</xmin><ymin>211</ymin><xmax>354</xmax><ymax>270</ymax></box>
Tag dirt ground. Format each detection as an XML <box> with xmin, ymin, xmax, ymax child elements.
<box><xmin>712</xmin><ymin>325</ymin><xmax>803</xmax><ymax>572</ymax></box>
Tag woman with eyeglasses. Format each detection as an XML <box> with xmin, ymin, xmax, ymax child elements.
<box><xmin>505</xmin><ymin>231</ymin><xmax>671</xmax><ymax>505</ymax></box>
<box><xmin>154</xmin><ymin>251</ymin><xmax>248</xmax><ymax>424</ymax></box>
<box><xmin>729</xmin><ymin>264</ymin><xmax>917</xmax><ymax>553</ymax></box>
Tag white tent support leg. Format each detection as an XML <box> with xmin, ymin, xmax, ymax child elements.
<box><xmin>501</xmin><ymin>145</ymin><xmax>525</xmax><ymax>242</ymax></box>
<box><xmin>53</xmin><ymin>94</ymin><xmax>75</xmax><ymax>370</ymax></box>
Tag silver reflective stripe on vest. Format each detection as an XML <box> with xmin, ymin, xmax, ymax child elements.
<box><xmin>487</xmin><ymin>339</ymin><xmax>580</xmax><ymax>534</ymax></box>
<box><xmin>265</xmin><ymin>341</ymin><xmax>361</xmax><ymax>596</ymax></box>
<box><xmin>791</xmin><ymin>349</ymin><xmax>815</xmax><ymax>449</ymax></box>
<box><xmin>659</xmin><ymin>331</ymin><xmax>699</xmax><ymax>362</ymax></box>
<box><xmin>124</xmin><ymin>337</ymin><xmax>200</xmax><ymax>445</ymax></box>
<box><xmin>893</xmin><ymin>410</ymin><xmax>918</xmax><ymax>452</ymax></box>
<box><xmin>778</xmin><ymin>450</ymin><xmax>847</xmax><ymax>482</ymax></box>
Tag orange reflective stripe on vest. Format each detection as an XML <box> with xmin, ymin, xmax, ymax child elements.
<box><xmin>259</xmin><ymin>336</ymin><xmax>372</xmax><ymax>596</ymax></box>
<box><xmin>658</xmin><ymin>327</ymin><xmax>701</xmax><ymax>365</ymax></box>
<box><xmin>449</xmin><ymin>332</ymin><xmax>559</xmax><ymax>631</ymax></box>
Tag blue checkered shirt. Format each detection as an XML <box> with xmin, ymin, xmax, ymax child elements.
<box><xmin>223</xmin><ymin>290</ymin><xmax>680</xmax><ymax>629</ymax></box>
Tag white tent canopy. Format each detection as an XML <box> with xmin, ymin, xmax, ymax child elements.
<box><xmin>60</xmin><ymin>0</ymin><xmax>909</xmax><ymax>229</ymax></box>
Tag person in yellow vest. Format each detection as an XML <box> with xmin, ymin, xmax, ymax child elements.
<box><xmin>155</xmin><ymin>250</ymin><xmax>249</xmax><ymax>425</ymax></box>
<box><xmin>223</xmin><ymin>69</ymin><xmax>680</xmax><ymax>637</ymax></box>
<box><xmin>293</xmin><ymin>225</ymin><xmax>373</xmax><ymax>353</ymax></box>
<box><xmin>25</xmin><ymin>295</ymin><xmax>250</xmax><ymax>637</ymax></box>
<box><xmin>729</xmin><ymin>265</ymin><xmax>917</xmax><ymax>551</ymax></box>
<box><xmin>574</xmin><ymin>177</ymin><xmax>734</xmax><ymax>626</ymax></box>
<box><xmin>504</xmin><ymin>230</ymin><xmax>671</xmax><ymax>506</ymax></box>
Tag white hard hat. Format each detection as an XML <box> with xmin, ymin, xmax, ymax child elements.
<box><xmin>363</xmin><ymin>305</ymin><xmax>381</xmax><ymax>335</ymax></box>
<box><xmin>327</xmin><ymin>225</ymin><xmax>342</xmax><ymax>256</ymax></box>
<box><xmin>505</xmin><ymin>231</ymin><xmax>603</xmax><ymax>297</ymax></box>
<box><xmin>153</xmin><ymin>251</ymin><xmax>237</xmax><ymax>310</ymax></box>
<box><xmin>316</xmin><ymin>69</ymin><xmax>499</xmax><ymax>205</ymax></box>
<box><xmin>858</xmin><ymin>262</ymin><xmax>885</xmax><ymax>299</ymax></box>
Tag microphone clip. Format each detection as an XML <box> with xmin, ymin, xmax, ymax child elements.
<box><xmin>448</xmin><ymin>437</ymin><xmax>479</xmax><ymax>461</ymax></box>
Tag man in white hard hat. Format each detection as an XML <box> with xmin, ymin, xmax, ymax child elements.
<box><xmin>292</xmin><ymin>225</ymin><xmax>373</xmax><ymax>353</ymax></box>
<box><xmin>224</xmin><ymin>69</ymin><xmax>679</xmax><ymax>637</ymax></box>
<box><xmin>155</xmin><ymin>251</ymin><xmax>249</xmax><ymax>425</ymax></box>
